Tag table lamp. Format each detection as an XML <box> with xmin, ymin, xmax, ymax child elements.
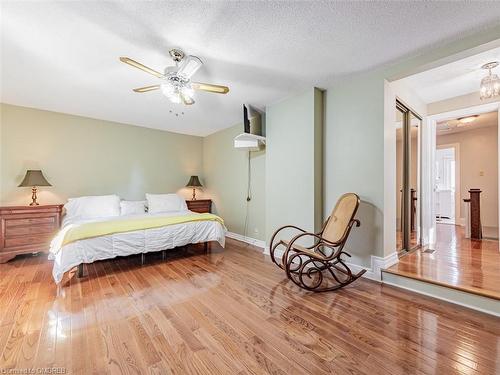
<box><xmin>186</xmin><ymin>176</ymin><xmax>202</xmax><ymax>200</ymax></box>
<box><xmin>18</xmin><ymin>170</ymin><xmax>52</xmax><ymax>206</ymax></box>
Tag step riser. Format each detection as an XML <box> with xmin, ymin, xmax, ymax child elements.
<box><xmin>382</xmin><ymin>271</ymin><xmax>500</xmax><ymax>317</ymax></box>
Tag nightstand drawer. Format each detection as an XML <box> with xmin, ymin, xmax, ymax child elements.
<box><xmin>5</xmin><ymin>216</ymin><xmax>57</xmax><ymax>227</ymax></box>
<box><xmin>5</xmin><ymin>223</ymin><xmax>57</xmax><ymax>237</ymax></box>
<box><xmin>186</xmin><ymin>199</ymin><xmax>212</xmax><ymax>213</ymax></box>
<box><xmin>4</xmin><ymin>234</ymin><xmax>52</xmax><ymax>248</ymax></box>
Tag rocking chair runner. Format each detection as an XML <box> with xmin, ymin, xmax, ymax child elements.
<box><xmin>269</xmin><ymin>193</ymin><xmax>366</xmax><ymax>292</ymax></box>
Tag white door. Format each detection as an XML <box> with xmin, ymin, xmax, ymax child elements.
<box><xmin>435</xmin><ymin>147</ymin><xmax>456</xmax><ymax>223</ymax></box>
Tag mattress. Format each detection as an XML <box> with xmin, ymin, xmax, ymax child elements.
<box><xmin>48</xmin><ymin>210</ymin><xmax>226</xmax><ymax>283</ymax></box>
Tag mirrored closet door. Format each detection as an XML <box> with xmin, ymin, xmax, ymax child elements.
<box><xmin>396</xmin><ymin>101</ymin><xmax>421</xmax><ymax>252</ymax></box>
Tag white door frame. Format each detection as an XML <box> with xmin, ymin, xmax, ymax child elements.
<box><xmin>423</xmin><ymin>101</ymin><xmax>500</xmax><ymax>246</ymax></box>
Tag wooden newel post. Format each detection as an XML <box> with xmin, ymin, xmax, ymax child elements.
<box><xmin>468</xmin><ymin>189</ymin><xmax>482</xmax><ymax>240</ymax></box>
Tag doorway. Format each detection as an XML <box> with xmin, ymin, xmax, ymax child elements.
<box><xmin>385</xmin><ymin>46</ymin><xmax>500</xmax><ymax>306</ymax></box>
<box><xmin>435</xmin><ymin>145</ymin><xmax>459</xmax><ymax>225</ymax></box>
<box><xmin>396</xmin><ymin>100</ymin><xmax>422</xmax><ymax>252</ymax></box>
<box><xmin>435</xmin><ymin>111</ymin><xmax>499</xmax><ymax>239</ymax></box>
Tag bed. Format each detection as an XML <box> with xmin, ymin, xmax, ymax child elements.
<box><xmin>48</xmin><ymin>194</ymin><xmax>226</xmax><ymax>284</ymax></box>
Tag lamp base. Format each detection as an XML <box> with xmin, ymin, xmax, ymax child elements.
<box><xmin>29</xmin><ymin>187</ymin><xmax>39</xmax><ymax>206</ymax></box>
<box><xmin>191</xmin><ymin>188</ymin><xmax>197</xmax><ymax>201</ymax></box>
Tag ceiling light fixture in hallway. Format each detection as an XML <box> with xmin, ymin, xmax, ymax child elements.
<box><xmin>480</xmin><ymin>61</ymin><xmax>500</xmax><ymax>100</ymax></box>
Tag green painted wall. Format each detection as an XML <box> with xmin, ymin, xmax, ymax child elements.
<box><xmin>202</xmin><ymin>124</ymin><xmax>266</xmax><ymax>241</ymax></box>
<box><xmin>324</xmin><ymin>75</ymin><xmax>385</xmax><ymax>265</ymax></box>
<box><xmin>265</xmin><ymin>88</ymin><xmax>323</xmax><ymax>243</ymax></box>
<box><xmin>0</xmin><ymin>104</ymin><xmax>203</xmax><ymax>205</ymax></box>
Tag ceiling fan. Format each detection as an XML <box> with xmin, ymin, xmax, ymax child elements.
<box><xmin>120</xmin><ymin>48</ymin><xmax>229</xmax><ymax>105</ymax></box>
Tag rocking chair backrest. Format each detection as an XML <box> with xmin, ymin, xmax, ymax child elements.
<box><xmin>322</xmin><ymin>193</ymin><xmax>360</xmax><ymax>244</ymax></box>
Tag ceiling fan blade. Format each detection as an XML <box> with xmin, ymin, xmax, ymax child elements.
<box><xmin>181</xmin><ymin>93</ymin><xmax>195</xmax><ymax>105</ymax></box>
<box><xmin>177</xmin><ymin>55</ymin><xmax>203</xmax><ymax>78</ymax></box>
<box><xmin>191</xmin><ymin>82</ymin><xmax>229</xmax><ymax>94</ymax></box>
<box><xmin>119</xmin><ymin>57</ymin><xmax>165</xmax><ymax>78</ymax></box>
<box><xmin>133</xmin><ymin>85</ymin><xmax>160</xmax><ymax>93</ymax></box>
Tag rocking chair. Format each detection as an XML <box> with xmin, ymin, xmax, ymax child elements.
<box><xmin>269</xmin><ymin>193</ymin><xmax>366</xmax><ymax>292</ymax></box>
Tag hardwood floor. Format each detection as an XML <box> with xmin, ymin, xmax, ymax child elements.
<box><xmin>1</xmin><ymin>238</ymin><xmax>499</xmax><ymax>374</ymax></box>
<box><xmin>387</xmin><ymin>223</ymin><xmax>500</xmax><ymax>300</ymax></box>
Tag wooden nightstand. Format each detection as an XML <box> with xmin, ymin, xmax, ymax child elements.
<box><xmin>186</xmin><ymin>199</ymin><xmax>212</xmax><ymax>213</ymax></box>
<box><xmin>0</xmin><ymin>205</ymin><xmax>63</xmax><ymax>263</ymax></box>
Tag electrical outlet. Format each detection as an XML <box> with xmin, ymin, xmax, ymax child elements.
<box><xmin>479</xmin><ymin>171</ymin><xmax>484</xmax><ymax>176</ymax></box>
<box><xmin>253</xmin><ymin>228</ymin><xmax>259</xmax><ymax>234</ymax></box>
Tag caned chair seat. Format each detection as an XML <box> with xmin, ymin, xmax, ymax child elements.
<box><xmin>269</xmin><ymin>193</ymin><xmax>366</xmax><ymax>292</ymax></box>
<box><xmin>280</xmin><ymin>239</ymin><xmax>327</xmax><ymax>260</ymax></box>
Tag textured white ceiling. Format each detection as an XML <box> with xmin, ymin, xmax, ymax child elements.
<box><xmin>402</xmin><ymin>46</ymin><xmax>500</xmax><ymax>104</ymax></box>
<box><xmin>2</xmin><ymin>1</ymin><xmax>500</xmax><ymax>136</ymax></box>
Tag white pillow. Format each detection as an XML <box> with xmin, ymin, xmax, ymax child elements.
<box><xmin>64</xmin><ymin>195</ymin><xmax>121</xmax><ymax>221</ymax></box>
<box><xmin>146</xmin><ymin>193</ymin><xmax>187</xmax><ymax>214</ymax></box>
<box><xmin>120</xmin><ymin>200</ymin><xmax>147</xmax><ymax>215</ymax></box>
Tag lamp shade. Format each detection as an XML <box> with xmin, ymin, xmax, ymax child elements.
<box><xmin>186</xmin><ymin>175</ymin><xmax>202</xmax><ymax>188</ymax></box>
<box><xmin>18</xmin><ymin>170</ymin><xmax>52</xmax><ymax>187</ymax></box>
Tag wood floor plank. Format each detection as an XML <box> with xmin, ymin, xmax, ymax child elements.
<box><xmin>0</xmin><ymin>240</ymin><xmax>499</xmax><ymax>374</ymax></box>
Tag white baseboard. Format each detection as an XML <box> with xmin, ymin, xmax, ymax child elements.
<box><xmin>267</xmin><ymin>246</ymin><xmax>398</xmax><ymax>282</ymax></box>
<box><xmin>345</xmin><ymin>251</ymin><xmax>398</xmax><ymax>281</ymax></box>
<box><xmin>373</xmin><ymin>251</ymin><xmax>399</xmax><ymax>279</ymax></box>
<box><xmin>226</xmin><ymin>232</ymin><xmax>266</xmax><ymax>249</ymax></box>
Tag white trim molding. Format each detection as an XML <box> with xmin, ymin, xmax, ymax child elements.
<box><xmin>225</xmin><ymin>232</ymin><xmax>266</xmax><ymax>249</ymax></box>
<box><xmin>382</xmin><ymin>272</ymin><xmax>500</xmax><ymax>317</ymax></box>
<box><xmin>346</xmin><ymin>251</ymin><xmax>399</xmax><ymax>281</ymax></box>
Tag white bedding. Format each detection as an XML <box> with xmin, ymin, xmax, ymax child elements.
<box><xmin>49</xmin><ymin>210</ymin><xmax>226</xmax><ymax>283</ymax></box>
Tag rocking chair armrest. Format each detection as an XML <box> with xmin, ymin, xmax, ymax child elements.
<box><xmin>286</xmin><ymin>231</ymin><xmax>335</xmax><ymax>252</ymax></box>
<box><xmin>269</xmin><ymin>225</ymin><xmax>307</xmax><ymax>250</ymax></box>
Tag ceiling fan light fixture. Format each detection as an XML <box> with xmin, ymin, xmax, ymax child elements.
<box><xmin>160</xmin><ymin>83</ymin><xmax>181</xmax><ymax>103</ymax></box>
<box><xmin>170</xmin><ymin>94</ymin><xmax>182</xmax><ymax>104</ymax></box>
<box><xmin>181</xmin><ymin>85</ymin><xmax>194</xmax><ymax>98</ymax></box>
<box><xmin>160</xmin><ymin>82</ymin><xmax>176</xmax><ymax>97</ymax></box>
<box><xmin>480</xmin><ymin>61</ymin><xmax>500</xmax><ymax>100</ymax></box>
<box><xmin>177</xmin><ymin>55</ymin><xmax>203</xmax><ymax>79</ymax></box>
<box><xmin>120</xmin><ymin>48</ymin><xmax>229</xmax><ymax>106</ymax></box>
<box><xmin>161</xmin><ymin>81</ymin><xmax>194</xmax><ymax>104</ymax></box>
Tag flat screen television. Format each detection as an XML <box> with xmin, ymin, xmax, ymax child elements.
<box><xmin>243</xmin><ymin>104</ymin><xmax>251</xmax><ymax>133</ymax></box>
<box><xmin>242</xmin><ymin>104</ymin><xmax>262</xmax><ymax>136</ymax></box>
